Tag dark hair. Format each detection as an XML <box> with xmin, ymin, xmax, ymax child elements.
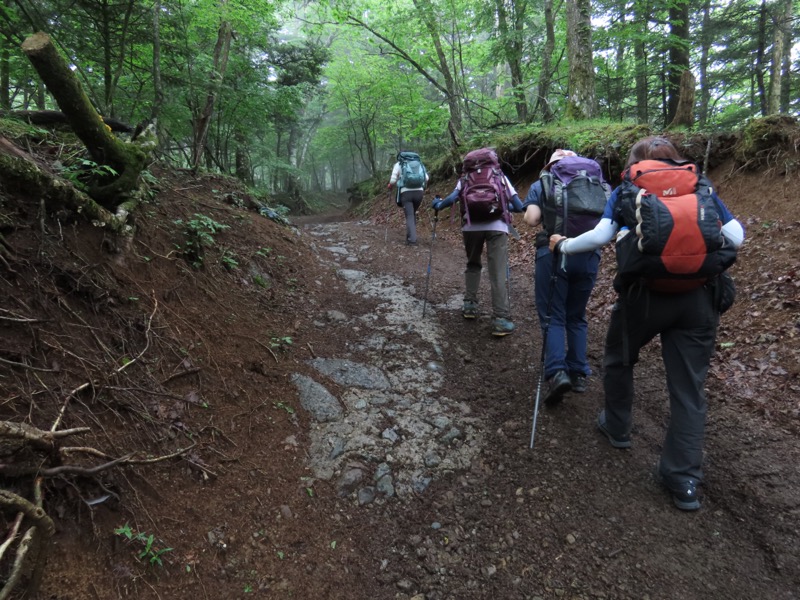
<box><xmin>625</xmin><ymin>136</ymin><xmax>683</xmax><ymax>167</ymax></box>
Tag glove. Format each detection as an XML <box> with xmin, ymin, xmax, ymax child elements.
<box><xmin>432</xmin><ymin>198</ymin><xmax>443</xmax><ymax>211</ymax></box>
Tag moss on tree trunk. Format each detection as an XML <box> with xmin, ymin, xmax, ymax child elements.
<box><xmin>21</xmin><ymin>32</ymin><xmax>147</xmax><ymax>209</ymax></box>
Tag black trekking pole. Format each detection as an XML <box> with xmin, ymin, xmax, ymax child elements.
<box><xmin>422</xmin><ymin>208</ymin><xmax>440</xmax><ymax>317</ymax></box>
<box><xmin>530</xmin><ymin>249</ymin><xmax>562</xmax><ymax>449</ymax></box>
<box><xmin>506</xmin><ymin>223</ymin><xmax>520</xmax><ymax>310</ymax></box>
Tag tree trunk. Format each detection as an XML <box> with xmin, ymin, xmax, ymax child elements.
<box><xmin>151</xmin><ymin>0</ymin><xmax>164</xmax><ymax>122</ymax></box>
<box><xmin>755</xmin><ymin>0</ymin><xmax>768</xmax><ymax>115</ymax></box>
<box><xmin>565</xmin><ymin>0</ymin><xmax>596</xmax><ymax>120</ymax></box>
<box><xmin>21</xmin><ymin>32</ymin><xmax>148</xmax><ymax>209</ymax></box>
<box><xmin>768</xmin><ymin>0</ymin><xmax>792</xmax><ymax>114</ymax></box>
<box><xmin>191</xmin><ymin>20</ymin><xmax>233</xmax><ymax>172</ymax></box>
<box><xmin>634</xmin><ymin>0</ymin><xmax>648</xmax><ymax>124</ymax></box>
<box><xmin>698</xmin><ymin>0</ymin><xmax>712</xmax><ymax>127</ymax></box>
<box><xmin>667</xmin><ymin>70</ymin><xmax>695</xmax><ymax>129</ymax></box>
<box><xmin>0</xmin><ymin>136</ymin><xmax>119</xmax><ymax>230</ymax></box>
<box><xmin>780</xmin><ymin>10</ymin><xmax>792</xmax><ymax>113</ymax></box>
<box><xmin>495</xmin><ymin>0</ymin><xmax>528</xmax><ymax>122</ymax></box>
<box><xmin>666</xmin><ymin>0</ymin><xmax>690</xmax><ymax>125</ymax></box>
<box><xmin>1</xmin><ymin>39</ymin><xmax>9</xmax><ymax>111</ymax></box>
<box><xmin>234</xmin><ymin>131</ymin><xmax>252</xmax><ymax>185</ymax></box>
<box><xmin>535</xmin><ymin>0</ymin><xmax>556</xmax><ymax>123</ymax></box>
<box><xmin>412</xmin><ymin>0</ymin><xmax>463</xmax><ymax>145</ymax></box>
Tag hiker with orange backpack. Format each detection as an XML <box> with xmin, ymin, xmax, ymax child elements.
<box><xmin>432</xmin><ymin>148</ymin><xmax>524</xmax><ymax>337</ymax></box>
<box><xmin>549</xmin><ymin>137</ymin><xmax>745</xmax><ymax>511</ymax></box>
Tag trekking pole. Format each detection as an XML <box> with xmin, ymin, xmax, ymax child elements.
<box><xmin>507</xmin><ymin>258</ymin><xmax>512</xmax><ymax>311</ymax></box>
<box><xmin>385</xmin><ymin>190</ymin><xmax>392</xmax><ymax>242</ymax></box>
<box><xmin>530</xmin><ymin>250</ymin><xmax>561</xmax><ymax>450</ymax></box>
<box><xmin>506</xmin><ymin>223</ymin><xmax>520</xmax><ymax>310</ymax></box>
<box><xmin>422</xmin><ymin>209</ymin><xmax>439</xmax><ymax>317</ymax></box>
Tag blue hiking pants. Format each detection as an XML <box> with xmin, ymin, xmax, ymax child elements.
<box><xmin>535</xmin><ymin>246</ymin><xmax>600</xmax><ymax>379</ymax></box>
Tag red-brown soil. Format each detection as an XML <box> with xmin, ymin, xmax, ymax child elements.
<box><xmin>0</xmin><ymin>139</ymin><xmax>798</xmax><ymax>599</ymax></box>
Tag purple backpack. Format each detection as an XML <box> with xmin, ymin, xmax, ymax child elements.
<box><xmin>540</xmin><ymin>155</ymin><xmax>610</xmax><ymax>237</ymax></box>
<box><xmin>458</xmin><ymin>148</ymin><xmax>511</xmax><ymax>224</ymax></box>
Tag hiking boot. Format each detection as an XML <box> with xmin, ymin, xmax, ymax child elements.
<box><xmin>406</xmin><ymin>240</ymin><xmax>418</xmax><ymax>246</ymax></box>
<box><xmin>543</xmin><ymin>370</ymin><xmax>571</xmax><ymax>406</ymax></box>
<box><xmin>462</xmin><ymin>301</ymin><xmax>478</xmax><ymax>319</ymax></box>
<box><xmin>491</xmin><ymin>318</ymin><xmax>515</xmax><ymax>337</ymax></box>
<box><xmin>596</xmin><ymin>410</ymin><xmax>632</xmax><ymax>448</ymax></box>
<box><xmin>570</xmin><ymin>373</ymin><xmax>587</xmax><ymax>393</ymax></box>
<box><xmin>668</xmin><ymin>480</ymin><xmax>701</xmax><ymax>511</ymax></box>
<box><xmin>656</xmin><ymin>471</ymin><xmax>701</xmax><ymax>511</ymax></box>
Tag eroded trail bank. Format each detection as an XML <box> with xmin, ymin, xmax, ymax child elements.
<box><xmin>294</xmin><ymin>217</ymin><xmax>799</xmax><ymax>600</ymax></box>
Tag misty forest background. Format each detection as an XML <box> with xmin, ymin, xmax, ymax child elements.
<box><xmin>0</xmin><ymin>0</ymin><xmax>796</xmax><ymax>208</ymax></box>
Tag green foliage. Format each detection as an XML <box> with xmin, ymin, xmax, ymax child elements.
<box><xmin>220</xmin><ymin>250</ymin><xmax>239</xmax><ymax>270</ymax></box>
<box><xmin>270</xmin><ymin>336</ymin><xmax>293</xmax><ymax>350</ymax></box>
<box><xmin>174</xmin><ymin>213</ymin><xmax>231</xmax><ymax>269</ymax></box>
<box><xmin>60</xmin><ymin>159</ymin><xmax>119</xmax><ymax>191</ymax></box>
<box><xmin>735</xmin><ymin>115</ymin><xmax>800</xmax><ymax>166</ymax></box>
<box><xmin>114</xmin><ymin>524</ymin><xmax>173</xmax><ymax>567</ymax></box>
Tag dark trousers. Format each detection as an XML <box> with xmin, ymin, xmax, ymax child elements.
<box><xmin>535</xmin><ymin>246</ymin><xmax>600</xmax><ymax>379</ymax></box>
<box><xmin>602</xmin><ymin>285</ymin><xmax>719</xmax><ymax>486</ymax></box>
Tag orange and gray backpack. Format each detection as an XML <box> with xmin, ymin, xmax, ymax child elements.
<box><xmin>458</xmin><ymin>148</ymin><xmax>511</xmax><ymax>225</ymax></box>
<box><xmin>614</xmin><ymin>158</ymin><xmax>737</xmax><ymax>292</ymax></box>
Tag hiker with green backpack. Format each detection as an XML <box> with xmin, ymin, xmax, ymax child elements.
<box><xmin>432</xmin><ymin>147</ymin><xmax>524</xmax><ymax>337</ymax></box>
<box><xmin>388</xmin><ymin>151</ymin><xmax>429</xmax><ymax>246</ymax></box>
<box><xmin>549</xmin><ymin>136</ymin><xmax>745</xmax><ymax>511</ymax></box>
<box><xmin>522</xmin><ymin>149</ymin><xmax>611</xmax><ymax>406</ymax></box>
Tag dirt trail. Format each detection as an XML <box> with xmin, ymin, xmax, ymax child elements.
<box><xmin>286</xmin><ymin>211</ymin><xmax>800</xmax><ymax>599</ymax></box>
<box><xmin>6</xmin><ymin>161</ymin><xmax>796</xmax><ymax>600</ymax></box>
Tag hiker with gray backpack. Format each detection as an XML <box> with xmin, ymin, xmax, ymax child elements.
<box><xmin>432</xmin><ymin>147</ymin><xmax>524</xmax><ymax>337</ymax></box>
<box><xmin>388</xmin><ymin>151</ymin><xmax>429</xmax><ymax>246</ymax></box>
<box><xmin>523</xmin><ymin>150</ymin><xmax>611</xmax><ymax>406</ymax></box>
<box><xmin>549</xmin><ymin>136</ymin><xmax>744</xmax><ymax>511</ymax></box>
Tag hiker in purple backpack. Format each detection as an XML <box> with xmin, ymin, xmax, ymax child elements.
<box><xmin>432</xmin><ymin>148</ymin><xmax>524</xmax><ymax>337</ymax></box>
<box><xmin>523</xmin><ymin>150</ymin><xmax>610</xmax><ymax>406</ymax></box>
<box><xmin>549</xmin><ymin>137</ymin><xmax>745</xmax><ymax>511</ymax></box>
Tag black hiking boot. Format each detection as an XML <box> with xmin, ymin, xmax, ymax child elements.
<box><xmin>543</xmin><ymin>370</ymin><xmax>572</xmax><ymax>406</ymax></box>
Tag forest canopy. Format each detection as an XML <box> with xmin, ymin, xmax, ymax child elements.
<box><xmin>0</xmin><ymin>0</ymin><xmax>796</xmax><ymax>202</ymax></box>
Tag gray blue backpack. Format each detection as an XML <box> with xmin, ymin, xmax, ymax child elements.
<box><xmin>397</xmin><ymin>151</ymin><xmax>427</xmax><ymax>190</ymax></box>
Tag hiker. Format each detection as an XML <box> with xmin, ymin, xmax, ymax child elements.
<box><xmin>431</xmin><ymin>148</ymin><xmax>524</xmax><ymax>337</ymax></box>
<box><xmin>549</xmin><ymin>136</ymin><xmax>745</xmax><ymax>511</ymax></box>
<box><xmin>388</xmin><ymin>151</ymin><xmax>429</xmax><ymax>246</ymax></box>
<box><xmin>523</xmin><ymin>149</ymin><xmax>611</xmax><ymax>405</ymax></box>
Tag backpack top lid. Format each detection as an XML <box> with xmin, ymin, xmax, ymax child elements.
<box><xmin>398</xmin><ymin>150</ymin><xmax>421</xmax><ymax>163</ymax></box>
<box><xmin>549</xmin><ymin>155</ymin><xmax>605</xmax><ymax>186</ymax></box>
<box><xmin>624</xmin><ymin>158</ymin><xmax>699</xmax><ymax>198</ymax></box>
<box><xmin>462</xmin><ymin>147</ymin><xmax>500</xmax><ymax>173</ymax></box>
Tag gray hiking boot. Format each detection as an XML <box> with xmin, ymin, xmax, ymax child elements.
<box><xmin>570</xmin><ymin>372</ymin><xmax>587</xmax><ymax>393</ymax></box>
<box><xmin>491</xmin><ymin>317</ymin><xmax>515</xmax><ymax>337</ymax></box>
<box><xmin>462</xmin><ymin>301</ymin><xmax>478</xmax><ymax>319</ymax></box>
